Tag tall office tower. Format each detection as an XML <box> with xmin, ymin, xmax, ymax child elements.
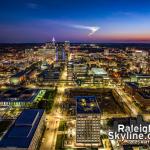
<box><xmin>37</xmin><ymin>38</ymin><xmax>56</xmax><ymax>62</ymax></box>
<box><xmin>52</xmin><ymin>37</ymin><xmax>55</xmax><ymax>46</ymax></box>
<box><xmin>56</xmin><ymin>45</ymin><xmax>66</xmax><ymax>62</ymax></box>
<box><xmin>76</xmin><ymin>96</ymin><xmax>101</xmax><ymax>147</ymax></box>
<box><xmin>44</xmin><ymin>37</ymin><xmax>55</xmax><ymax>49</ymax></box>
<box><xmin>64</xmin><ymin>41</ymin><xmax>70</xmax><ymax>61</ymax></box>
<box><xmin>67</xmin><ymin>61</ymin><xmax>74</xmax><ymax>83</ymax></box>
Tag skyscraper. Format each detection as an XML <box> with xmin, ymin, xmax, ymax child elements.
<box><xmin>56</xmin><ymin>45</ymin><xmax>66</xmax><ymax>62</ymax></box>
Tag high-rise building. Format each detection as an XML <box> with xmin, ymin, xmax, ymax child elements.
<box><xmin>38</xmin><ymin>37</ymin><xmax>56</xmax><ymax>61</ymax></box>
<box><xmin>76</xmin><ymin>96</ymin><xmax>101</xmax><ymax>147</ymax></box>
<box><xmin>56</xmin><ymin>45</ymin><xmax>66</xmax><ymax>62</ymax></box>
<box><xmin>52</xmin><ymin>37</ymin><xmax>55</xmax><ymax>46</ymax></box>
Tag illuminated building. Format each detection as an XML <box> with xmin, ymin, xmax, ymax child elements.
<box><xmin>132</xmin><ymin>50</ymin><xmax>149</xmax><ymax>58</ymax></box>
<box><xmin>38</xmin><ymin>38</ymin><xmax>56</xmax><ymax>61</ymax></box>
<box><xmin>74</xmin><ymin>64</ymin><xmax>88</xmax><ymax>77</ymax></box>
<box><xmin>125</xmin><ymin>82</ymin><xmax>150</xmax><ymax>112</ymax></box>
<box><xmin>0</xmin><ymin>88</ymin><xmax>46</xmax><ymax>107</ymax></box>
<box><xmin>104</xmin><ymin>48</ymin><xmax>109</xmax><ymax>55</ymax></box>
<box><xmin>89</xmin><ymin>68</ymin><xmax>109</xmax><ymax>85</ymax></box>
<box><xmin>130</xmin><ymin>74</ymin><xmax>150</xmax><ymax>87</ymax></box>
<box><xmin>52</xmin><ymin>36</ymin><xmax>55</xmax><ymax>46</ymax></box>
<box><xmin>41</xmin><ymin>61</ymin><xmax>49</xmax><ymax>70</ymax></box>
<box><xmin>10</xmin><ymin>63</ymin><xmax>39</xmax><ymax>85</ymax></box>
<box><xmin>10</xmin><ymin>70</ymin><xmax>26</xmax><ymax>85</ymax></box>
<box><xmin>64</xmin><ymin>41</ymin><xmax>70</xmax><ymax>52</ymax></box>
<box><xmin>67</xmin><ymin>61</ymin><xmax>74</xmax><ymax>83</ymax></box>
<box><xmin>38</xmin><ymin>69</ymin><xmax>61</xmax><ymax>86</ymax></box>
<box><xmin>76</xmin><ymin>96</ymin><xmax>101</xmax><ymax>147</ymax></box>
<box><xmin>56</xmin><ymin>46</ymin><xmax>66</xmax><ymax>62</ymax></box>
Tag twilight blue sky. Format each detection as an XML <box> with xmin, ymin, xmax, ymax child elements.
<box><xmin>0</xmin><ymin>0</ymin><xmax>150</xmax><ymax>43</ymax></box>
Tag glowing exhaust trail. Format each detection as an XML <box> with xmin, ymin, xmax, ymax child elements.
<box><xmin>72</xmin><ymin>24</ymin><xmax>100</xmax><ymax>36</ymax></box>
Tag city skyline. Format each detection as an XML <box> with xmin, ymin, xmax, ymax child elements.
<box><xmin>0</xmin><ymin>0</ymin><xmax>150</xmax><ymax>43</ymax></box>
<box><xmin>0</xmin><ymin>1</ymin><xmax>150</xmax><ymax>149</ymax></box>
<box><xmin>0</xmin><ymin>33</ymin><xmax>149</xmax><ymax>149</ymax></box>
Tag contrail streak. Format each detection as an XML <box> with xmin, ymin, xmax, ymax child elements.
<box><xmin>72</xmin><ymin>24</ymin><xmax>100</xmax><ymax>36</ymax></box>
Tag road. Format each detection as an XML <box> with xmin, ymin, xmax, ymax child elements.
<box><xmin>116</xmin><ymin>88</ymin><xmax>139</xmax><ymax>116</ymax></box>
<box><xmin>40</xmin><ymin>66</ymin><xmax>67</xmax><ymax>150</ymax></box>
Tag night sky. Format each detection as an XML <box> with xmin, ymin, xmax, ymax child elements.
<box><xmin>0</xmin><ymin>0</ymin><xmax>150</xmax><ymax>43</ymax></box>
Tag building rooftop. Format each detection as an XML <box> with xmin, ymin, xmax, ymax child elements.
<box><xmin>11</xmin><ymin>70</ymin><xmax>26</xmax><ymax>78</ymax></box>
<box><xmin>0</xmin><ymin>109</ymin><xmax>44</xmax><ymax>148</ymax></box>
<box><xmin>134</xmin><ymin>74</ymin><xmax>150</xmax><ymax>78</ymax></box>
<box><xmin>0</xmin><ymin>120</ymin><xmax>13</xmax><ymax>138</ymax></box>
<box><xmin>126</xmin><ymin>82</ymin><xmax>150</xmax><ymax>99</ymax></box>
<box><xmin>0</xmin><ymin>88</ymin><xmax>40</xmax><ymax>102</ymax></box>
<box><xmin>138</xmin><ymin>88</ymin><xmax>150</xmax><ymax>99</ymax></box>
<box><xmin>76</xmin><ymin>96</ymin><xmax>100</xmax><ymax>114</ymax></box>
<box><xmin>11</xmin><ymin>67</ymin><xmax>35</xmax><ymax>78</ymax></box>
<box><xmin>91</xmin><ymin>68</ymin><xmax>107</xmax><ymax>76</ymax></box>
<box><xmin>126</xmin><ymin>82</ymin><xmax>139</xmax><ymax>89</ymax></box>
<box><xmin>39</xmin><ymin>70</ymin><xmax>60</xmax><ymax>80</ymax></box>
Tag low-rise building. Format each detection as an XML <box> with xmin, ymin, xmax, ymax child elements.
<box><xmin>125</xmin><ymin>82</ymin><xmax>150</xmax><ymax>112</ymax></box>
<box><xmin>0</xmin><ymin>88</ymin><xmax>46</xmax><ymax>107</ymax></box>
<box><xmin>0</xmin><ymin>109</ymin><xmax>45</xmax><ymax>150</ymax></box>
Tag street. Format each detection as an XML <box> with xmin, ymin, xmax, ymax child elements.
<box><xmin>40</xmin><ymin>66</ymin><xmax>67</xmax><ymax>150</ymax></box>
